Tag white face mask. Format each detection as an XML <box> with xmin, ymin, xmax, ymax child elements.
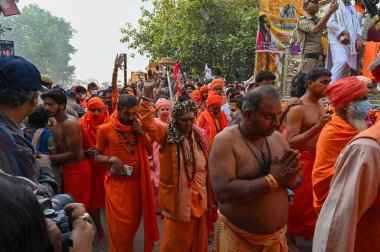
<box><xmin>91</xmin><ymin>90</ymin><xmax>98</xmax><ymax>95</ymax></box>
<box><xmin>81</xmin><ymin>94</ymin><xmax>87</xmax><ymax>99</ymax></box>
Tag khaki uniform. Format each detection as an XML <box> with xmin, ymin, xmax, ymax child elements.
<box><xmin>297</xmin><ymin>14</ymin><xmax>325</xmax><ymax>74</ymax></box>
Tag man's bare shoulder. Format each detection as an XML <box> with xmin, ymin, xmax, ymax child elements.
<box><xmin>287</xmin><ymin>104</ymin><xmax>305</xmax><ymax>115</ymax></box>
<box><xmin>214</xmin><ymin>125</ymin><xmax>238</xmax><ymax>142</ymax></box>
<box><xmin>62</xmin><ymin>115</ymin><xmax>80</xmax><ymax>129</ymax></box>
<box><xmin>269</xmin><ymin>130</ymin><xmax>289</xmax><ymax>148</ymax></box>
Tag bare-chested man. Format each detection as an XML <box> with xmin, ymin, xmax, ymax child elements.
<box><xmin>285</xmin><ymin>67</ymin><xmax>332</xmax><ymax>251</ymax></box>
<box><xmin>42</xmin><ymin>89</ymin><xmax>92</xmax><ymax>210</ymax></box>
<box><xmin>210</xmin><ymin>85</ymin><xmax>302</xmax><ymax>251</ymax></box>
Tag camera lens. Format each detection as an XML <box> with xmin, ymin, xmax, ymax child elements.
<box><xmin>51</xmin><ymin>194</ymin><xmax>75</xmax><ymax>210</ymax></box>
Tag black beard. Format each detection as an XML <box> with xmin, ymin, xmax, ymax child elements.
<box><xmin>119</xmin><ymin>117</ymin><xmax>133</xmax><ymax>125</ymax></box>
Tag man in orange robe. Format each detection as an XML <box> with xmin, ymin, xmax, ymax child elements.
<box><xmin>197</xmin><ymin>92</ymin><xmax>229</xmax><ymax>143</ymax></box>
<box><xmin>149</xmin><ymin>98</ymin><xmax>171</xmax><ymax>213</ymax></box>
<box><xmin>199</xmin><ymin>86</ymin><xmax>210</xmax><ymax>112</ymax></box>
<box><xmin>79</xmin><ymin>97</ymin><xmax>110</xmax><ymax>245</ymax></box>
<box><xmin>210</xmin><ymin>78</ymin><xmax>227</xmax><ymax>104</ymax></box>
<box><xmin>314</xmin><ymin>117</ymin><xmax>380</xmax><ymax>252</ymax></box>
<box><xmin>139</xmin><ymin>79</ymin><xmax>216</xmax><ymax>252</ymax></box>
<box><xmin>313</xmin><ymin>77</ymin><xmax>369</xmax><ymax>215</ymax></box>
<box><xmin>95</xmin><ymin>94</ymin><xmax>159</xmax><ymax>252</ymax></box>
<box><xmin>286</xmin><ymin>68</ymin><xmax>332</xmax><ymax>250</ymax></box>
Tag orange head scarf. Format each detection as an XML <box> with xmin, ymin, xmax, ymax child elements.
<box><xmin>324</xmin><ymin>77</ymin><xmax>368</xmax><ymax>110</ymax></box>
<box><xmin>206</xmin><ymin>91</ymin><xmax>223</xmax><ymax>108</ymax></box>
<box><xmin>191</xmin><ymin>90</ymin><xmax>202</xmax><ymax>103</ymax></box>
<box><xmin>125</xmin><ymin>87</ymin><xmax>135</xmax><ymax>96</ymax></box>
<box><xmin>211</xmin><ymin>78</ymin><xmax>224</xmax><ymax>91</ymax></box>
<box><xmin>155</xmin><ymin>98</ymin><xmax>172</xmax><ymax>111</ymax></box>
<box><xmin>80</xmin><ymin>97</ymin><xmax>110</xmax><ymax>148</ymax></box>
<box><xmin>200</xmin><ymin>86</ymin><xmax>210</xmax><ymax>97</ymax></box>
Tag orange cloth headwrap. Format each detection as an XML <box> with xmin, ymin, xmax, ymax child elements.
<box><xmin>125</xmin><ymin>87</ymin><xmax>135</xmax><ymax>96</ymax></box>
<box><xmin>206</xmin><ymin>91</ymin><xmax>223</xmax><ymax>107</ymax></box>
<box><xmin>200</xmin><ymin>86</ymin><xmax>210</xmax><ymax>97</ymax></box>
<box><xmin>324</xmin><ymin>77</ymin><xmax>368</xmax><ymax>110</ymax></box>
<box><xmin>80</xmin><ymin>97</ymin><xmax>110</xmax><ymax>149</ymax></box>
<box><xmin>211</xmin><ymin>78</ymin><xmax>224</xmax><ymax>91</ymax></box>
<box><xmin>155</xmin><ymin>98</ymin><xmax>172</xmax><ymax>111</ymax></box>
<box><xmin>191</xmin><ymin>90</ymin><xmax>202</xmax><ymax>103</ymax></box>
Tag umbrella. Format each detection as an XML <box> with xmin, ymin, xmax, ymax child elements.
<box><xmin>157</xmin><ymin>57</ymin><xmax>176</xmax><ymax>67</ymax></box>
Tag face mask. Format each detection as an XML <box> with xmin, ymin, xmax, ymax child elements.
<box><xmin>308</xmin><ymin>5</ymin><xmax>320</xmax><ymax>15</ymax></box>
<box><xmin>353</xmin><ymin>100</ymin><xmax>371</xmax><ymax>118</ymax></box>
<box><xmin>81</xmin><ymin>94</ymin><xmax>87</xmax><ymax>99</ymax></box>
<box><xmin>91</xmin><ymin>90</ymin><xmax>98</xmax><ymax>95</ymax></box>
<box><xmin>89</xmin><ymin>114</ymin><xmax>104</xmax><ymax>124</ymax></box>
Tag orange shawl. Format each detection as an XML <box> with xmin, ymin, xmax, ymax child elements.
<box><xmin>312</xmin><ymin>114</ymin><xmax>358</xmax><ymax>215</ymax></box>
<box><xmin>80</xmin><ymin>97</ymin><xmax>110</xmax><ymax>149</ymax></box>
<box><xmin>197</xmin><ymin>109</ymin><xmax>229</xmax><ymax>143</ymax></box>
<box><xmin>362</xmin><ymin>41</ymin><xmax>380</xmax><ymax>80</ymax></box>
<box><xmin>110</xmin><ymin>112</ymin><xmax>160</xmax><ymax>251</ymax></box>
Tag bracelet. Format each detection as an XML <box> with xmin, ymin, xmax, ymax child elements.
<box><xmin>264</xmin><ymin>175</ymin><xmax>278</xmax><ymax>191</ymax></box>
<box><xmin>141</xmin><ymin>96</ymin><xmax>154</xmax><ymax>102</ymax></box>
<box><xmin>268</xmin><ymin>174</ymin><xmax>279</xmax><ymax>189</ymax></box>
<box><xmin>264</xmin><ymin>176</ymin><xmax>275</xmax><ymax>191</ymax></box>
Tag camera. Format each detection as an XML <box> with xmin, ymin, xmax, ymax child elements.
<box><xmin>37</xmin><ymin>194</ymin><xmax>75</xmax><ymax>251</ymax></box>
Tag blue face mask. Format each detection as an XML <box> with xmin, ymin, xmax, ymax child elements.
<box><xmin>353</xmin><ymin>100</ymin><xmax>371</xmax><ymax>118</ymax></box>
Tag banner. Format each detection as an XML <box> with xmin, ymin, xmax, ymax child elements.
<box><xmin>260</xmin><ymin>0</ymin><xmax>304</xmax><ymax>18</ymax></box>
<box><xmin>0</xmin><ymin>40</ymin><xmax>14</xmax><ymax>59</ymax></box>
<box><xmin>256</xmin><ymin>12</ymin><xmax>297</xmax><ymax>53</ymax></box>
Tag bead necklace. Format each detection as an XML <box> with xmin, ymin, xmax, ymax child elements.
<box><xmin>113</xmin><ymin>128</ymin><xmax>137</xmax><ymax>154</ymax></box>
<box><xmin>181</xmin><ymin>136</ymin><xmax>196</xmax><ymax>187</ymax></box>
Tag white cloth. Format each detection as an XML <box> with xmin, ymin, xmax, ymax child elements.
<box><xmin>313</xmin><ymin>138</ymin><xmax>380</xmax><ymax>252</ymax></box>
<box><xmin>221</xmin><ymin>103</ymin><xmax>231</xmax><ymax>123</ymax></box>
<box><xmin>325</xmin><ymin>2</ymin><xmax>362</xmax><ymax>83</ymax></box>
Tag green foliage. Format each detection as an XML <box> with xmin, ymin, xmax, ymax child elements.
<box><xmin>0</xmin><ymin>4</ymin><xmax>77</xmax><ymax>84</ymax></box>
<box><xmin>121</xmin><ymin>0</ymin><xmax>259</xmax><ymax>81</ymax></box>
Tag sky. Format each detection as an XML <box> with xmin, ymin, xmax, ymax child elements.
<box><xmin>17</xmin><ymin>0</ymin><xmax>151</xmax><ymax>84</ymax></box>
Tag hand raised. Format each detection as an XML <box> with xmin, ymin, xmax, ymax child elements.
<box><xmin>329</xmin><ymin>0</ymin><xmax>339</xmax><ymax>13</ymax></box>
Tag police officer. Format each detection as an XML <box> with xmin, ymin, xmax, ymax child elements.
<box><xmin>297</xmin><ymin>0</ymin><xmax>339</xmax><ymax>74</ymax></box>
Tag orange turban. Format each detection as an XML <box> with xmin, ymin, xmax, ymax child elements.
<box><xmin>206</xmin><ymin>91</ymin><xmax>223</xmax><ymax>107</ymax></box>
<box><xmin>125</xmin><ymin>87</ymin><xmax>135</xmax><ymax>96</ymax></box>
<box><xmin>211</xmin><ymin>78</ymin><xmax>224</xmax><ymax>91</ymax></box>
<box><xmin>155</xmin><ymin>98</ymin><xmax>172</xmax><ymax>111</ymax></box>
<box><xmin>191</xmin><ymin>90</ymin><xmax>201</xmax><ymax>103</ymax></box>
<box><xmin>200</xmin><ymin>86</ymin><xmax>210</xmax><ymax>97</ymax></box>
<box><xmin>324</xmin><ymin>77</ymin><xmax>368</xmax><ymax>110</ymax></box>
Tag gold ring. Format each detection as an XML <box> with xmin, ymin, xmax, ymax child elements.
<box><xmin>77</xmin><ymin>212</ymin><xmax>90</xmax><ymax>221</ymax></box>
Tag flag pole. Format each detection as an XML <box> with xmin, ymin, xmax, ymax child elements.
<box><xmin>167</xmin><ymin>67</ymin><xmax>174</xmax><ymax>103</ymax></box>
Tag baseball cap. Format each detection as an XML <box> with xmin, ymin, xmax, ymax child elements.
<box><xmin>0</xmin><ymin>56</ymin><xmax>44</xmax><ymax>91</ymax></box>
<box><xmin>65</xmin><ymin>89</ymin><xmax>76</xmax><ymax>97</ymax></box>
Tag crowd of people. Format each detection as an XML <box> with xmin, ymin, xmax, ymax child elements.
<box><xmin>2</xmin><ymin>0</ymin><xmax>380</xmax><ymax>251</ymax></box>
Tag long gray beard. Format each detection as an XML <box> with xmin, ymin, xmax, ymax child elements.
<box><xmin>346</xmin><ymin>106</ymin><xmax>368</xmax><ymax>131</ymax></box>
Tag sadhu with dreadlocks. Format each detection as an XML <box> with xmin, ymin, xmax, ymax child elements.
<box><xmin>139</xmin><ymin>78</ymin><xmax>217</xmax><ymax>252</ymax></box>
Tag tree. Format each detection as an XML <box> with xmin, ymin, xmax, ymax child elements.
<box><xmin>121</xmin><ymin>0</ymin><xmax>259</xmax><ymax>81</ymax></box>
<box><xmin>0</xmin><ymin>4</ymin><xmax>77</xmax><ymax>84</ymax></box>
